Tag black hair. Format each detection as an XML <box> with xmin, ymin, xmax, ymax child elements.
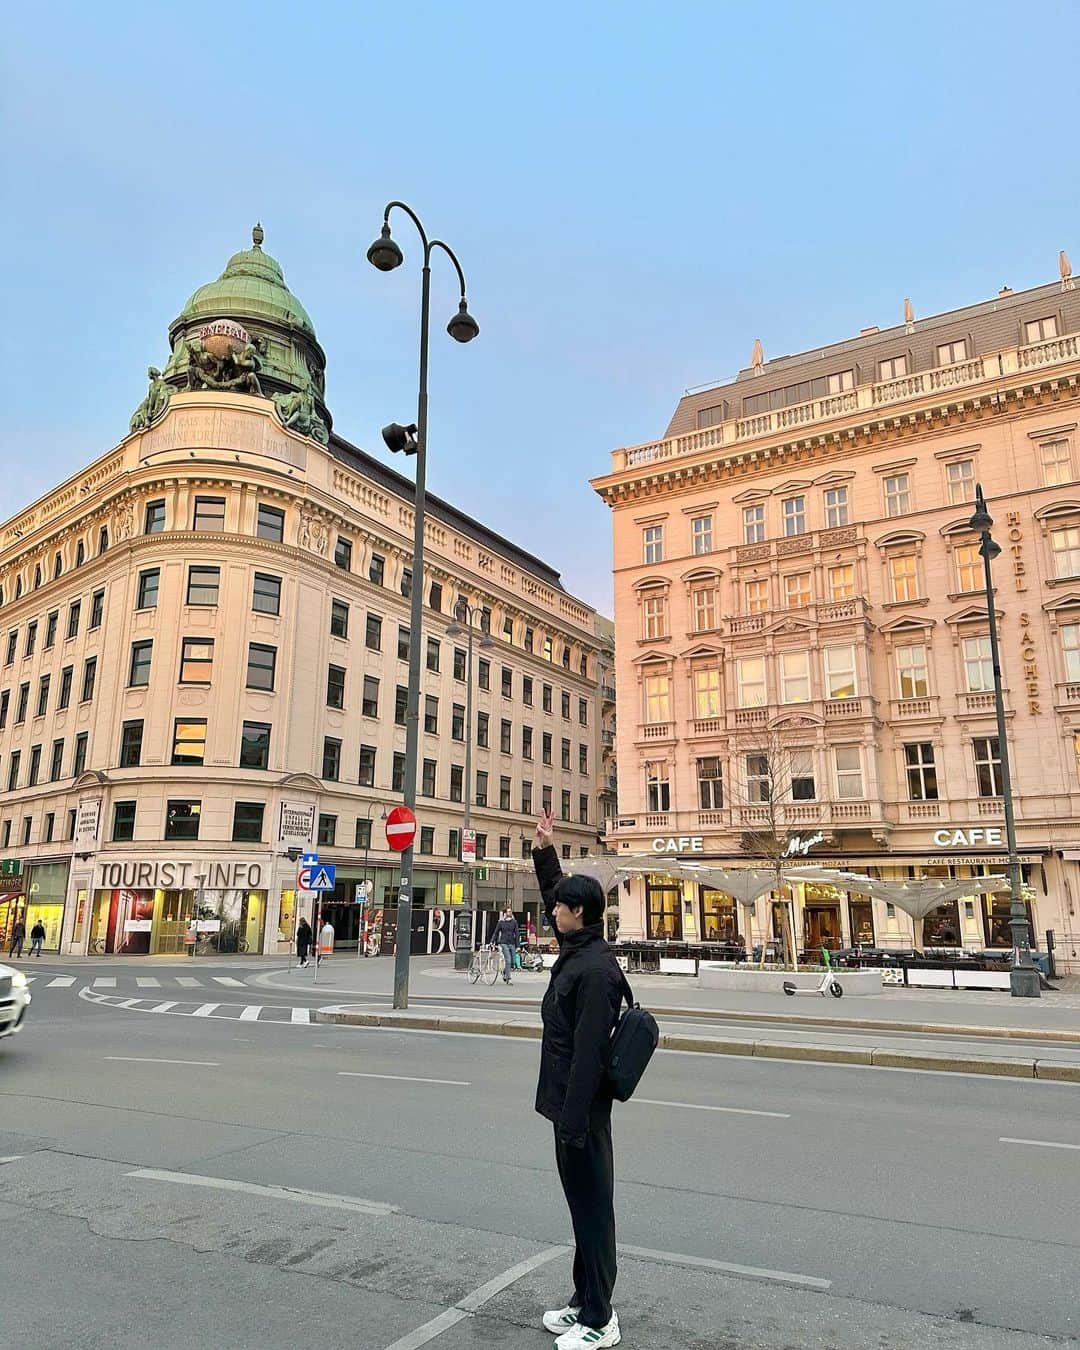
<box><xmin>553</xmin><ymin>873</ymin><xmax>605</xmax><ymax>925</ymax></box>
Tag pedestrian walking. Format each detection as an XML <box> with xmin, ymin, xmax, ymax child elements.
<box><xmin>296</xmin><ymin>917</ymin><xmax>312</xmax><ymax>967</ymax></box>
<box><xmin>532</xmin><ymin>809</ymin><xmax>624</xmax><ymax>1349</ymax></box>
<box><xmin>29</xmin><ymin>919</ymin><xmax>46</xmax><ymax>957</ymax></box>
<box><xmin>489</xmin><ymin>906</ymin><xmax>520</xmax><ymax>985</ymax></box>
<box><xmin>9</xmin><ymin>915</ymin><xmax>25</xmax><ymax>959</ymax></box>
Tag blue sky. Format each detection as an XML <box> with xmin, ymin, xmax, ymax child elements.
<box><xmin>3</xmin><ymin>0</ymin><xmax>1075</xmax><ymax>612</ymax></box>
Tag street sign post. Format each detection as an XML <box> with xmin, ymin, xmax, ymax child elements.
<box><xmin>385</xmin><ymin>805</ymin><xmax>417</xmax><ymax>852</ymax></box>
<box><xmin>461</xmin><ymin>829</ymin><xmax>477</xmax><ymax>866</ymax></box>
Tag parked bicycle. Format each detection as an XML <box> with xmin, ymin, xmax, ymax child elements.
<box><xmin>467</xmin><ymin>945</ymin><xmax>502</xmax><ymax>985</ymax></box>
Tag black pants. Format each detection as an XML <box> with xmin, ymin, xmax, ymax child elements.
<box><xmin>554</xmin><ymin>1113</ymin><xmax>617</xmax><ymax>1329</ymax></box>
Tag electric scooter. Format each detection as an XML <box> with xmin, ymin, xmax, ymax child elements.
<box><xmin>782</xmin><ymin>949</ymin><xmax>843</xmax><ymax>998</ymax></box>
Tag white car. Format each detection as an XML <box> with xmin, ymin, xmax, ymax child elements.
<box><xmin>0</xmin><ymin>963</ymin><xmax>31</xmax><ymax>1040</ymax></box>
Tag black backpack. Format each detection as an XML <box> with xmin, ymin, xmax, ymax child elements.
<box><xmin>606</xmin><ymin>973</ymin><xmax>659</xmax><ymax>1101</ymax></box>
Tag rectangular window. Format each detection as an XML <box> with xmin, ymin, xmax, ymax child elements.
<box><xmin>82</xmin><ymin>656</ymin><xmax>99</xmax><ymax>701</ymax></box>
<box><xmin>180</xmin><ymin>637</ymin><xmax>213</xmax><ymax>684</ymax></box>
<box><xmin>963</xmin><ymin>636</ymin><xmax>993</xmax><ymax>692</ymax></box>
<box><xmin>417</xmin><ymin>825</ymin><xmax>434</xmax><ymax>857</ymax></box>
<box><xmin>171</xmin><ymin>719</ymin><xmax>207</xmax><ymax>766</ymax></box>
<box><xmin>828</xmin><ymin>564</ymin><xmax>855</xmax><ymax>601</ymax></box>
<box><xmin>322</xmin><ymin>737</ymin><xmax>342</xmax><ymax>781</ymax></box>
<box><xmin>823</xmin><ymin>486</ymin><xmax>849</xmax><ymax>528</ymax></box>
<box><xmin>369</xmin><ymin>553</ymin><xmax>385</xmax><ymax>586</ymax></box>
<box><xmin>137</xmin><ymin>568</ymin><xmax>160</xmax><ymax>609</ymax></box>
<box><xmin>476</xmin><ymin>711</ymin><xmax>489</xmax><ymax>747</ymax></box>
<box><xmin>937</xmin><ymin>338</ymin><xmax>968</xmax><ymax>365</ymax></box>
<box><xmin>824</xmin><ymin>645</ymin><xmax>857</xmax><ymax>699</ymax></box>
<box><xmin>697</xmin><ymin>757</ymin><xmax>723</xmax><ymax>809</ymax></box>
<box><xmin>362</xmin><ymin>612</ymin><xmax>382</xmax><ymax>651</ymax></box>
<box><xmin>1052</xmin><ymin>527</ymin><xmax>1080</xmax><ymax>579</ymax></box>
<box><xmin>643</xmin><ymin>592</ymin><xmax>667</xmax><ymax>640</ymax></box>
<box><xmin>524</xmin><ymin>626</ymin><xmax>535</xmax><ymax>653</ymax></box>
<box><xmin>827</xmin><ymin>369</ymin><xmax>854</xmax><ymax>394</ymax></box>
<box><xmin>120</xmin><ymin>720</ymin><xmax>144</xmax><ymax>767</ymax></box>
<box><xmin>1025</xmin><ymin>315</ymin><xmax>1059</xmax><ymax>344</ymax></box>
<box><xmin>478</xmin><ymin>657</ymin><xmax>490</xmax><ymax>690</ymax></box>
<box><xmin>426</xmin><ymin>637</ymin><xmax>440</xmax><ymax>673</ymax></box>
<box><xmin>475</xmin><ymin>833</ymin><xmax>487</xmax><ymax>862</ymax></box>
<box><xmin>37</xmin><ymin>674</ymin><xmax>50</xmax><ymax>718</ymax></box>
<box><xmin>330</xmin><ymin>600</ymin><xmax>349</xmax><ymax>638</ymax></box>
<box><xmin>542</xmin><ymin>683</ymin><xmax>552</xmax><ymax>713</ymax></box>
<box><xmin>28</xmin><ymin>745</ymin><xmax>41</xmax><ymax>787</ymax></box>
<box><xmin>499</xmin><ymin>774</ymin><xmax>511</xmax><ymax>811</ymax></box>
<box><xmin>743</xmin><ymin>504</ymin><xmax>765</xmax><ymax>545</ymax></box>
<box><xmin>500</xmin><ymin>719</ymin><xmax>512</xmax><ymax>754</ymax></box>
<box><xmin>451</xmin><ymin>703</ymin><xmax>465</xmax><ymax>740</ymax></box>
<box><xmin>557</xmin><ymin>736</ymin><xmax>567</xmax><ymax>770</ymax></box>
<box><xmin>326</xmin><ymin>664</ymin><xmax>346</xmax><ymax>709</ymax></box>
<box><xmin>691</xmin><ymin>515</ymin><xmax>713</xmax><ymax>555</ymax></box>
<box><xmin>256</xmin><ymin>503</ymin><xmax>285</xmax><ymax>541</ymax></box>
<box><xmin>362</xmin><ymin>675</ymin><xmax>379</xmax><ymax>718</ymax></box>
<box><xmin>358</xmin><ymin>744</ymin><xmax>376</xmax><ymax>787</ymax></box>
<box><xmin>878</xmin><ymin>354</ymin><xmax>908</xmax><ymax>381</ymax></box>
<box><xmin>57</xmin><ymin>667</ymin><xmax>72</xmax><ymax>710</ymax></box>
<box><xmin>779</xmin><ymin>650</ymin><xmax>810</xmax><ymax>704</ymax></box>
<box><xmin>186</xmin><ymin>565</ymin><xmax>220</xmax><ymax>606</ymax></box>
<box><xmin>392</xmin><ymin>752</ymin><xmax>406</xmax><ymax>793</ymax></box>
<box><xmin>951</xmin><ymin>542</ymin><xmax>982</xmax><ymax>594</ymax></box>
<box><xmin>49</xmin><ymin>738</ymin><xmax>64</xmax><ymax>782</ymax></box>
<box><xmin>946</xmin><ymin>459</ymin><xmax>975</xmax><ymax>505</ymax></box>
<box><xmin>1040</xmin><ymin>439</ymin><xmax>1072</xmax><ymax>486</ymax></box>
<box><xmin>0</xmin><ymin>689</ymin><xmax>7</xmax><ymax>728</ymax></box>
<box><xmin>44</xmin><ymin>611</ymin><xmax>57</xmax><ymax>649</ymax></box>
<box><xmin>1062</xmin><ymin>623</ymin><xmax>1080</xmax><ymax>683</ymax></box>
<box><xmin>895</xmin><ymin>643</ymin><xmax>928</xmax><ymax>698</ymax></box>
<box><xmin>643</xmin><ymin>673</ymin><xmax>671</xmax><ymax>723</ymax></box>
<box><xmin>883</xmin><ymin>473</ymin><xmax>911</xmax><ymax>517</ymax></box>
<box><xmin>335</xmin><ymin>537</ymin><xmax>353</xmax><ymax>571</ymax></box>
<box><xmin>835</xmin><ymin>746</ymin><xmax>863</xmax><ymax>799</ymax></box>
<box><xmin>67</xmin><ymin>600</ymin><xmax>81</xmax><ymax>640</ymax></box>
<box><xmin>473</xmin><ymin>770</ymin><xmax>488</xmax><ymax>807</ymax></box>
<box><xmin>193</xmin><ymin>496</ymin><xmax>226</xmax><ymax>531</ymax></box>
<box><xmin>452</xmin><ymin>647</ymin><xmax>466</xmax><ymax>681</ymax></box>
<box><xmin>89</xmin><ymin>590</ymin><xmax>104</xmax><ymax>629</ymax></box>
<box><xmin>354</xmin><ymin>817</ymin><xmax>372</xmax><ymax>850</ymax></box>
<box><xmin>4</xmin><ymin>632</ymin><xmax>15</xmax><ymax>665</ymax></box>
<box><xmin>16</xmin><ymin>682</ymin><xmax>28</xmax><ymax>722</ymax></box>
<box><xmin>112</xmin><ymin>800</ymin><xmax>137</xmax><ymax>842</ymax></box>
<box><xmin>561</xmin><ymin>789</ymin><xmax>571</xmax><ymax>821</ymax></box>
<box><xmin>736</xmin><ymin>657</ymin><xmax>766</xmax><ymax>708</ymax></box>
<box><xmin>645</xmin><ymin>762</ymin><xmax>670</xmax><ymax>812</ymax></box>
<box><xmin>889</xmin><ymin>554</ymin><xmax>919</xmax><ymax>602</ymax></box>
<box><xmin>745</xmin><ymin>753</ymin><xmax>771</xmax><ymax>804</ymax></box>
<box><xmin>521</xmin><ymin>781</ymin><xmax>533</xmax><ymax>814</ymax></box>
<box><xmin>397</xmin><ymin>626</ymin><xmax>411</xmax><ymax>663</ymax></box>
<box><xmin>246</xmin><ymin>644</ymin><xmax>276</xmax><ymax>691</ymax></box>
<box><xmin>693</xmin><ymin>667</ymin><xmax>721</xmax><ymax>719</ymax></box>
<box><xmin>240</xmin><ymin>721</ymin><xmax>270</xmax><ymax>770</ymax></box>
<box><xmin>522</xmin><ymin>725</ymin><xmax>533</xmax><ymax>759</ymax></box>
<box><xmin>973</xmin><ymin>736</ymin><xmax>1003</xmax><ymax>797</ymax></box>
<box><xmin>545</xmin><ymin>733</ymin><xmax>556</xmax><ymax>767</ymax></box>
<box><xmin>145</xmin><ymin>499</ymin><xmax>166</xmax><ymax>533</ymax></box>
<box><xmin>791</xmin><ymin>748</ymin><xmax>816</xmax><ymax>801</ymax></box>
<box><xmin>501</xmin><ymin>665</ymin><xmax>513</xmax><ymax>697</ymax></box>
<box><xmin>25</xmin><ymin>621</ymin><xmax>38</xmax><ymax>656</ymax></box>
<box><xmin>904</xmin><ymin>742</ymin><xmax>939</xmax><ymax>800</ymax></box>
<box><xmin>543</xmin><ymin>636</ymin><xmax>554</xmax><ymax>664</ymax></box>
<box><xmin>691</xmin><ymin>586</ymin><xmax>717</xmax><ymax>632</ymax></box>
<box><xmin>784</xmin><ymin>572</ymin><xmax>811</xmax><ymax>609</ymax></box>
<box><xmin>424</xmin><ymin>695</ymin><xmax>438</xmax><ymax>734</ymax></box>
<box><xmin>561</xmin><ymin>691</ymin><xmax>571</xmax><ymax>719</ymax></box>
<box><xmin>745</xmin><ymin>579</ymin><xmax>769</xmax><ymax>615</ymax></box>
<box><xmin>502</xmin><ymin>615</ymin><xmax>514</xmax><ymax>644</ymax></box>
<box><xmin>7</xmin><ymin>750</ymin><xmax>20</xmax><ymax>790</ymax></box>
<box><xmin>449</xmin><ymin>764</ymin><xmax>463</xmax><ymax>802</ymax></box>
<box><xmin>421</xmin><ymin>759</ymin><xmax>436</xmax><ymax>797</ymax></box>
<box><xmin>448</xmin><ymin>827</ymin><xmax>461</xmax><ymax>860</ymax></box>
<box><xmin>165</xmin><ymin>800</ymin><xmax>201</xmax><ymax>841</ymax></box>
<box><xmin>522</xmin><ymin>675</ymin><xmax>533</xmax><ymax>706</ymax></box>
<box><xmin>782</xmin><ymin>496</ymin><xmax>806</xmax><ymax>537</ymax></box>
<box><xmin>232</xmin><ymin>802</ymin><xmax>265</xmax><ymax>843</ymax></box>
<box><xmin>643</xmin><ymin>524</ymin><xmax>664</xmax><ymax>564</ymax></box>
<box><xmin>400</xmin><ymin>568</ymin><xmax>412</xmax><ymax>599</ymax></box>
<box><xmin>318</xmin><ymin>814</ymin><xmax>337</xmax><ymax>847</ymax></box>
<box><xmin>428</xmin><ymin>580</ymin><xmax>443</xmax><ymax>612</ymax></box>
<box><xmin>44</xmin><ymin>812</ymin><xmax>54</xmax><ymax>843</ymax></box>
<box><xmin>394</xmin><ymin>685</ymin><xmax>408</xmax><ymax>726</ymax></box>
<box><xmin>579</xmin><ymin>698</ymin><xmax>588</xmax><ymax>726</ymax></box>
<box><xmin>253</xmin><ymin>572</ymin><xmax>281</xmax><ymax>615</ymax></box>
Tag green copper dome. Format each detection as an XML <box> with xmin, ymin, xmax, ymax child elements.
<box><xmin>175</xmin><ymin>223</ymin><xmax>316</xmax><ymax>335</ymax></box>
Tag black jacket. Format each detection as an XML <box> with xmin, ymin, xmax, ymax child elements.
<box><xmin>30</xmin><ymin>923</ymin><xmax>46</xmax><ymax>941</ymax></box>
<box><xmin>296</xmin><ymin>921</ymin><xmax>312</xmax><ymax>953</ymax></box>
<box><xmin>490</xmin><ymin>917</ymin><xmax>520</xmax><ymax>946</ymax></box>
<box><xmin>532</xmin><ymin>845</ymin><xmax>624</xmax><ymax>1147</ymax></box>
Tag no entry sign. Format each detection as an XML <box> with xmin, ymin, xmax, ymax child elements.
<box><xmin>385</xmin><ymin>805</ymin><xmax>418</xmax><ymax>852</ymax></box>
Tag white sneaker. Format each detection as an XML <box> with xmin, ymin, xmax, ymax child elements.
<box><xmin>554</xmin><ymin>1312</ymin><xmax>620</xmax><ymax>1348</ymax></box>
<box><xmin>542</xmin><ymin>1304</ymin><xmax>580</xmax><ymax>1333</ymax></box>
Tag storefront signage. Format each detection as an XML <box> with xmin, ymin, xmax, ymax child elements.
<box><xmin>783</xmin><ymin>831</ymin><xmax>824</xmax><ymax>857</ymax></box>
<box><xmin>96</xmin><ymin>860</ymin><xmax>264</xmax><ymax>890</ymax></box>
<box><xmin>279</xmin><ymin>802</ymin><xmax>316</xmax><ymax>850</ymax></box>
<box><xmin>651</xmin><ymin>836</ymin><xmax>705</xmax><ymax>853</ymax></box>
<box><xmin>0</xmin><ymin>859</ymin><xmax>22</xmax><ymax>877</ymax></box>
<box><xmin>1019</xmin><ymin>611</ymin><xmax>1040</xmax><ymax>716</ymax></box>
<box><xmin>1006</xmin><ymin>511</ymin><xmax>1026</xmax><ymax>593</ymax></box>
<box><xmin>75</xmin><ymin>799</ymin><xmax>102</xmax><ymax>853</ymax></box>
<box><xmin>932</xmin><ymin>828</ymin><xmax>1004</xmax><ymax>847</ymax></box>
<box><xmin>123</xmin><ymin>919</ymin><xmax>153</xmax><ymax>933</ymax></box>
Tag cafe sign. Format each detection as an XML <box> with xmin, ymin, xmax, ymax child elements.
<box><xmin>651</xmin><ymin>836</ymin><xmax>704</xmax><ymax>854</ymax></box>
<box><xmin>932</xmin><ymin>827</ymin><xmax>1004</xmax><ymax>848</ymax></box>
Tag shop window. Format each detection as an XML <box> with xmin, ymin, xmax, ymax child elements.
<box><xmin>330</xmin><ymin>600</ymin><xmax>349</xmax><ymax>639</ymax></box>
<box><xmin>177</xmin><ymin>637</ymin><xmax>212</xmax><ymax>685</ymax></box>
<box><xmin>165</xmin><ymin>800</ymin><xmax>201</xmax><ymax>841</ymax></box>
<box><xmin>193</xmin><ymin>496</ymin><xmax>226</xmax><ymax>531</ymax></box>
<box><xmin>112</xmin><ymin>800</ymin><xmax>136</xmax><ymax>842</ymax></box>
<box><xmin>187</xmin><ymin>566</ymin><xmax>220</xmax><ymax>607</ymax></box>
<box><xmin>256</xmin><ymin>504</ymin><xmax>285</xmax><ymax>542</ymax></box>
<box><xmin>904</xmin><ymin>742</ymin><xmax>939</xmax><ymax>800</ymax></box>
<box><xmin>923</xmin><ymin>900</ymin><xmax>961</xmax><ymax>948</ymax></box>
<box><xmin>232</xmin><ymin>802</ymin><xmax>265</xmax><ymax>843</ymax></box>
<box><xmin>317</xmin><ymin>814</ymin><xmax>337</xmax><ymax>846</ymax></box>
<box><xmin>646</xmin><ymin>877</ymin><xmax>681</xmax><ymax>940</ymax></box>
<box><xmin>120</xmin><ymin>720</ymin><xmax>144</xmax><ymax>768</ymax></box>
<box><xmin>973</xmin><ymin>736</ymin><xmax>1003</xmax><ymax>797</ymax></box>
<box><xmin>172</xmin><ymin>719</ymin><xmax>207</xmax><ymax>766</ymax></box>
<box><xmin>252</xmin><ymin>572</ymin><xmax>281</xmax><ymax>615</ymax></box>
<box><xmin>701</xmin><ymin>888</ymin><xmax>738</xmax><ymax>945</ymax></box>
<box><xmin>697</xmin><ymin>757</ymin><xmax>723</xmax><ymax>809</ymax></box>
<box><xmin>246</xmin><ymin>643</ymin><xmax>276</xmax><ymax>691</ymax></box>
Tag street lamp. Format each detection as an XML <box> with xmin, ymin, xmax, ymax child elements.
<box><xmin>447</xmin><ymin>605</ymin><xmax>494</xmax><ymax>968</ymax></box>
<box><xmin>968</xmin><ymin>484</ymin><xmax>1041</xmax><ymax>998</ymax></box>
<box><xmin>367</xmin><ymin>202</ymin><xmax>478</xmax><ymax>1009</ymax></box>
<box><xmin>360</xmin><ymin>800</ymin><xmax>387</xmax><ymax>958</ymax></box>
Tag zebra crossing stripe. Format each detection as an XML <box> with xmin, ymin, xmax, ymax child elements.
<box><xmin>93</xmin><ymin>978</ymin><xmax>117</xmax><ymax>988</ymax></box>
<box><xmin>175</xmin><ymin>977</ymin><xmax>201</xmax><ymax>987</ymax></box>
<box><xmin>151</xmin><ymin>1001</ymin><xmax>178</xmax><ymax>1013</ymax></box>
<box><xmin>136</xmin><ymin>977</ymin><xmax>161</xmax><ymax>988</ymax></box>
<box><xmin>213</xmin><ymin>977</ymin><xmax>245</xmax><ymax>987</ymax></box>
<box><xmin>47</xmin><ymin>976</ymin><xmax>76</xmax><ymax>987</ymax></box>
<box><xmin>291</xmin><ymin>1007</ymin><xmax>310</xmax><ymax>1024</ymax></box>
<box><xmin>191</xmin><ymin>1003</ymin><xmax>219</xmax><ymax>1017</ymax></box>
<box><xmin>239</xmin><ymin>1005</ymin><xmax>263</xmax><ymax>1021</ymax></box>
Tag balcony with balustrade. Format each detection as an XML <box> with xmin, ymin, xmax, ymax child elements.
<box><xmin>724</xmin><ymin>594</ymin><xmax>871</xmax><ymax>639</ymax></box>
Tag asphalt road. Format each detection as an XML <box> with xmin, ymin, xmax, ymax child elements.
<box><xmin>2</xmin><ymin>963</ymin><xmax>1079</xmax><ymax>1349</ymax></box>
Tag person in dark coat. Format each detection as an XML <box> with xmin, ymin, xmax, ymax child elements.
<box><xmin>9</xmin><ymin>915</ymin><xmax>26</xmax><ymax>958</ymax></box>
<box><xmin>489</xmin><ymin>907</ymin><xmax>520</xmax><ymax>984</ymax></box>
<box><xmin>296</xmin><ymin>917</ymin><xmax>313</xmax><ymax>967</ymax></box>
<box><xmin>532</xmin><ymin>809</ymin><xmax>624</xmax><ymax>1350</ymax></box>
<box><xmin>29</xmin><ymin>920</ymin><xmax>46</xmax><ymax>957</ymax></box>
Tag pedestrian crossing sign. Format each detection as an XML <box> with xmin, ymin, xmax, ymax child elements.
<box><xmin>308</xmin><ymin>865</ymin><xmax>336</xmax><ymax>891</ymax></box>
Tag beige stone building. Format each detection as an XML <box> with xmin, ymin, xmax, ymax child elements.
<box><xmin>0</xmin><ymin>229</ymin><xmax>607</xmax><ymax>956</ymax></box>
<box><xmin>594</xmin><ymin>266</ymin><xmax>1080</xmax><ymax>972</ymax></box>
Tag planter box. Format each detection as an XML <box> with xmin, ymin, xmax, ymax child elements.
<box><xmin>698</xmin><ymin>964</ymin><xmax>883</xmax><ymax>996</ymax></box>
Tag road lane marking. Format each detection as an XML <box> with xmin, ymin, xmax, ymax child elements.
<box><xmin>127</xmin><ymin>1169</ymin><xmax>397</xmax><ymax>1215</ymax></box>
<box><xmin>1000</xmin><ymin>1136</ymin><xmax>1080</xmax><ymax>1151</ymax></box>
<box><xmin>291</xmin><ymin>1006</ymin><xmax>310</xmax><ymax>1024</ymax></box>
<box><xmin>191</xmin><ymin>1003</ymin><xmax>219</xmax><ymax>1017</ymax></box>
<box><xmin>92</xmin><ymin>978</ymin><xmax>117</xmax><ymax>988</ymax></box>
<box><xmin>380</xmin><ymin>1245</ymin><xmax>567</xmax><ymax>1350</ymax></box>
<box><xmin>47</xmin><ymin>976</ymin><xmax>76</xmax><ymax>987</ymax></box>
<box><xmin>618</xmin><ymin>1243</ymin><xmax>831</xmax><ymax>1290</ymax></box>
<box><xmin>106</xmin><ymin>1056</ymin><xmax>220</xmax><ymax>1066</ymax></box>
<box><xmin>136</xmin><ymin>977</ymin><xmax>161</xmax><ymax>988</ymax></box>
<box><xmin>151</xmin><ymin>1001</ymin><xmax>178</xmax><ymax>1013</ymax></box>
<box><xmin>635</xmin><ymin>1098</ymin><xmax>790</xmax><ymax>1119</ymax></box>
<box><xmin>239</xmin><ymin>1005</ymin><xmax>262</xmax><ymax>1021</ymax></box>
<box><xmin>213</xmin><ymin>977</ymin><xmax>245</xmax><ymax>987</ymax></box>
<box><xmin>338</xmin><ymin>1071</ymin><xmax>469</xmax><ymax>1086</ymax></box>
<box><xmin>0</xmin><ymin>1155</ymin><xmax>24</xmax><ymax>1164</ymax></box>
<box><xmin>175</xmin><ymin>977</ymin><xmax>202</xmax><ymax>987</ymax></box>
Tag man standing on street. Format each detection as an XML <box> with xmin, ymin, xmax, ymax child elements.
<box><xmin>489</xmin><ymin>907</ymin><xmax>520</xmax><ymax>985</ymax></box>
<box><xmin>532</xmin><ymin>809</ymin><xmax>624</xmax><ymax>1349</ymax></box>
<box><xmin>9</xmin><ymin>913</ymin><xmax>26</xmax><ymax>959</ymax></box>
<box><xmin>29</xmin><ymin>919</ymin><xmax>46</xmax><ymax>957</ymax></box>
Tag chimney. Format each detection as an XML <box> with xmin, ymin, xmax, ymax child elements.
<box><xmin>998</xmin><ymin>285</ymin><xmax>1013</xmax><ymax>297</ymax></box>
<box><xmin>859</xmin><ymin>326</ymin><xmax>879</xmax><ymax>336</ymax></box>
